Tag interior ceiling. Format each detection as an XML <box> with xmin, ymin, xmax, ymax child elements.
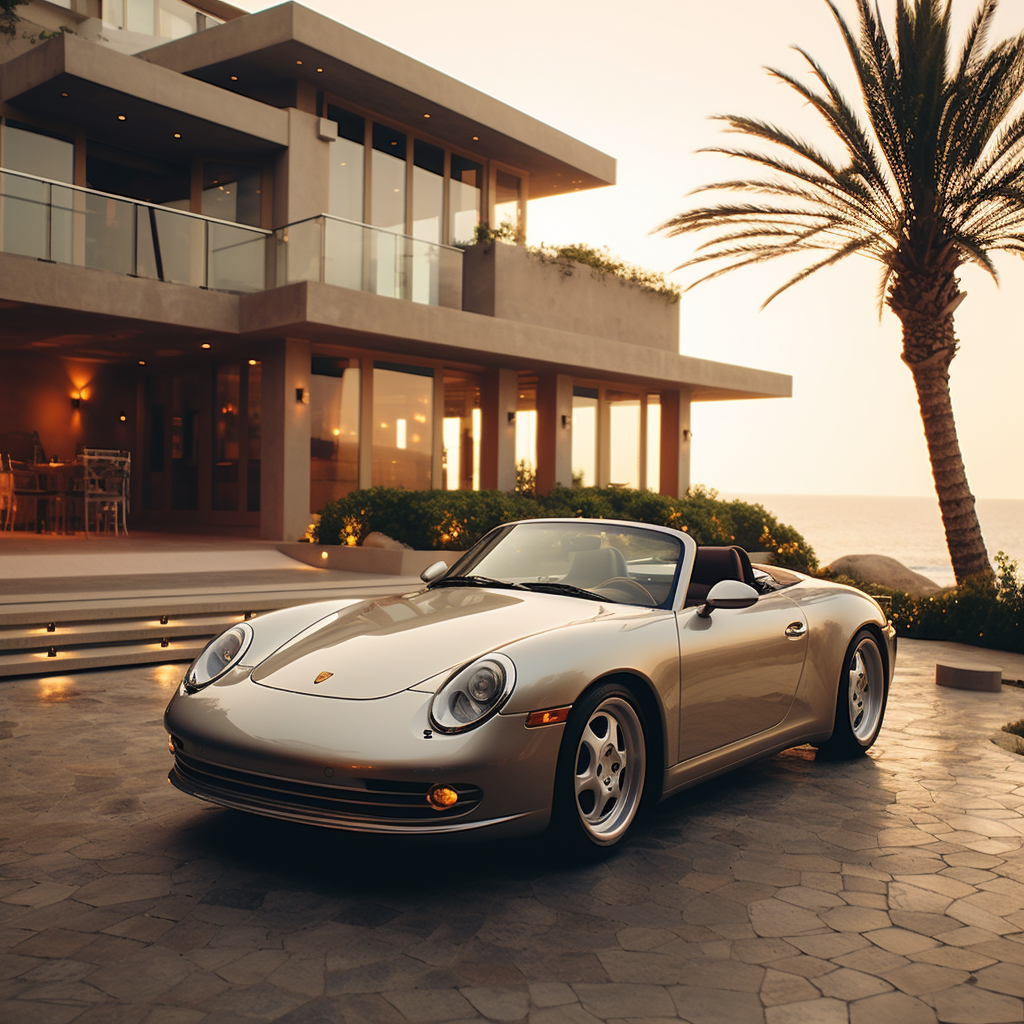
<box><xmin>7</xmin><ymin>74</ymin><xmax>285</xmax><ymax>164</ymax></box>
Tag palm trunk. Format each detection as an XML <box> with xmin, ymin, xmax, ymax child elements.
<box><xmin>889</xmin><ymin>265</ymin><xmax>992</xmax><ymax>585</ymax></box>
<box><xmin>903</xmin><ymin>339</ymin><xmax>992</xmax><ymax>585</ymax></box>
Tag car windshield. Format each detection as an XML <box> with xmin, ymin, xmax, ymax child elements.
<box><xmin>435</xmin><ymin>521</ymin><xmax>684</xmax><ymax>608</ymax></box>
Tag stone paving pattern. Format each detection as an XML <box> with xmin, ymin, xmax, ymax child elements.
<box><xmin>2</xmin><ymin>639</ymin><xmax>1024</xmax><ymax>1023</ymax></box>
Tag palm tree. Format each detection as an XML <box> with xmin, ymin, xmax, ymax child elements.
<box><xmin>660</xmin><ymin>0</ymin><xmax>1024</xmax><ymax>584</ymax></box>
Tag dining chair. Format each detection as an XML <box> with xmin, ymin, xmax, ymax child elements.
<box><xmin>82</xmin><ymin>448</ymin><xmax>131</xmax><ymax>536</ymax></box>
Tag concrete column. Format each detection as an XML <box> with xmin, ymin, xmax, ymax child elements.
<box><xmin>536</xmin><ymin>372</ymin><xmax>573</xmax><ymax>493</ymax></box>
<box><xmin>597</xmin><ymin>386</ymin><xmax>611</xmax><ymax>488</ymax></box>
<box><xmin>273</xmin><ymin>108</ymin><xmax>333</xmax><ymax>228</ymax></box>
<box><xmin>260</xmin><ymin>337</ymin><xmax>312</xmax><ymax>541</ymax></box>
<box><xmin>659</xmin><ymin>389</ymin><xmax>692</xmax><ymax>498</ymax></box>
<box><xmin>479</xmin><ymin>367</ymin><xmax>517</xmax><ymax>491</ymax></box>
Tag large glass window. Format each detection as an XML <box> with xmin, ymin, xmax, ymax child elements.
<box><xmin>443</xmin><ymin>371</ymin><xmax>481</xmax><ymax>491</ymax></box>
<box><xmin>372</xmin><ymin>363</ymin><xmax>432</xmax><ymax>490</ymax></box>
<box><xmin>2</xmin><ymin>122</ymin><xmax>74</xmax><ymax>263</ymax></box>
<box><xmin>494</xmin><ymin>170</ymin><xmax>521</xmax><ymax>236</ymax></box>
<box><xmin>202</xmin><ymin>162</ymin><xmax>262</xmax><ymax>227</ymax></box>
<box><xmin>572</xmin><ymin>387</ymin><xmax>598</xmax><ymax>488</ymax></box>
<box><xmin>450</xmin><ymin>154</ymin><xmax>482</xmax><ymax>244</ymax></box>
<box><xmin>646</xmin><ymin>394</ymin><xmax>661</xmax><ymax>493</ymax></box>
<box><xmin>371</xmin><ymin>125</ymin><xmax>407</xmax><ymax>298</ymax></box>
<box><xmin>608</xmin><ymin>391</ymin><xmax>641</xmax><ymax>489</ymax></box>
<box><xmin>213</xmin><ymin>366</ymin><xmax>241</xmax><ymax>511</ymax></box>
<box><xmin>327</xmin><ymin>106</ymin><xmax>365</xmax><ymax>222</ymax></box>
<box><xmin>515</xmin><ymin>374</ymin><xmax>537</xmax><ymax>491</ymax></box>
<box><xmin>311</xmin><ymin>357</ymin><xmax>360</xmax><ymax>512</ymax></box>
<box><xmin>412</xmin><ymin>140</ymin><xmax>444</xmax><ymax>304</ymax></box>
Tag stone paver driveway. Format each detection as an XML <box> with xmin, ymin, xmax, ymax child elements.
<box><xmin>2</xmin><ymin>639</ymin><xmax>1024</xmax><ymax>1024</ymax></box>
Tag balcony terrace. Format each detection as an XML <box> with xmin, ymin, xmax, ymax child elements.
<box><xmin>0</xmin><ymin>170</ymin><xmax>463</xmax><ymax>307</ymax></box>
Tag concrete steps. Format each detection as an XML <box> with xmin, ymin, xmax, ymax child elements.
<box><xmin>0</xmin><ymin>575</ymin><xmax>415</xmax><ymax>680</ymax></box>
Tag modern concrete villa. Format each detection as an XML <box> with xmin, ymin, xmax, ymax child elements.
<box><xmin>0</xmin><ymin>0</ymin><xmax>791</xmax><ymax>541</ymax></box>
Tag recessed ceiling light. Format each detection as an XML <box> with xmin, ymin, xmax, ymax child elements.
<box><xmin>138</xmin><ymin>359</ymin><xmax>146</xmax><ymax>366</ymax></box>
<box><xmin>295</xmin><ymin>60</ymin><xmax>303</xmax><ymax>65</ymax></box>
<box><xmin>117</xmin><ymin>114</ymin><xmax>126</xmax><ymax>121</ymax></box>
<box><xmin>316</xmin><ymin>68</ymin><xmax>323</xmax><ymax>73</ymax></box>
<box><xmin>201</xmin><ymin>343</ymin><xmax>211</xmax><ymax>350</ymax></box>
<box><xmin>173</xmin><ymin>133</ymin><xmax>181</xmax><ymax>139</ymax></box>
<box><xmin>423</xmin><ymin>113</ymin><xmax>430</xmax><ymax>118</ymax></box>
<box><xmin>61</xmin><ymin>92</ymin><xmax>68</xmax><ymax>97</ymax></box>
<box><xmin>472</xmin><ymin>135</ymin><xmax>479</xmax><ymax>141</ymax></box>
<box><xmin>230</xmin><ymin>75</ymin><xmax>238</xmax><ymax>81</ymax></box>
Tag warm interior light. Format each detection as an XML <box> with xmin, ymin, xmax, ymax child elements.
<box><xmin>295</xmin><ymin>60</ymin><xmax>303</xmax><ymax>65</ymax></box>
<box><xmin>321</xmin><ymin>551</ymin><xmax>328</xmax><ymax>560</ymax></box>
<box><xmin>316</xmin><ymin>68</ymin><xmax>323</xmax><ymax>73</ymax></box>
<box><xmin>201</xmin><ymin>343</ymin><xmax>211</xmax><ymax>350</ymax></box>
<box><xmin>423</xmin><ymin>113</ymin><xmax>430</xmax><ymax>118</ymax></box>
<box><xmin>118</xmin><ymin>411</ymin><xmax>127</xmax><ymax>423</ymax></box>
<box><xmin>70</xmin><ymin>396</ymin><xmax>81</xmax><ymax>410</ymax></box>
<box><xmin>426</xmin><ymin>785</ymin><xmax>459</xmax><ymax>810</ymax></box>
<box><xmin>117</xmin><ymin>115</ymin><xmax>126</xmax><ymax>121</ymax></box>
<box><xmin>248</xmin><ymin>359</ymin><xmax>258</xmax><ymax>365</ymax></box>
<box><xmin>173</xmin><ymin>133</ymin><xmax>181</xmax><ymax>139</ymax></box>
<box><xmin>138</xmin><ymin>360</ymin><xmax>146</xmax><ymax>366</ymax></box>
<box><xmin>230</xmin><ymin>75</ymin><xmax>238</xmax><ymax>81</ymax></box>
<box><xmin>472</xmin><ymin>135</ymin><xmax>479</xmax><ymax>141</ymax></box>
<box><xmin>332</xmin><ymin>428</ymin><xmax>340</xmax><ymax>436</ymax></box>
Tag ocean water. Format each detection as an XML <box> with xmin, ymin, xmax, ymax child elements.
<box><xmin>724</xmin><ymin>493</ymin><xmax>1024</xmax><ymax>589</ymax></box>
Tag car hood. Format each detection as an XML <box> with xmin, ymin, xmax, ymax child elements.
<box><xmin>250</xmin><ymin>587</ymin><xmax>609</xmax><ymax>699</ymax></box>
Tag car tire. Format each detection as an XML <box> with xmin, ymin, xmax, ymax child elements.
<box><xmin>816</xmin><ymin>629</ymin><xmax>888</xmax><ymax>759</ymax></box>
<box><xmin>549</xmin><ymin>682</ymin><xmax>649</xmax><ymax>855</ymax></box>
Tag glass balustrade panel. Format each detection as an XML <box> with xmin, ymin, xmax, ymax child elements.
<box><xmin>84</xmin><ymin>192</ymin><xmax>135</xmax><ymax>275</ymax></box>
<box><xmin>136</xmin><ymin>206</ymin><xmax>204</xmax><ymax>287</ymax></box>
<box><xmin>208</xmin><ymin>222</ymin><xmax>265</xmax><ymax>293</ymax></box>
<box><xmin>323</xmin><ymin>218</ymin><xmax>365</xmax><ymax>291</ymax></box>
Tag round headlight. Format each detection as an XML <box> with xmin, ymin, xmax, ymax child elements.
<box><xmin>429</xmin><ymin>653</ymin><xmax>516</xmax><ymax>733</ymax></box>
<box><xmin>184</xmin><ymin>622</ymin><xmax>253</xmax><ymax>692</ymax></box>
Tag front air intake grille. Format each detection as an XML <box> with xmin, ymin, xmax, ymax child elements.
<box><xmin>171</xmin><ymin>751</ymin><xmax>481</xmax><ymax>824</ymax></box>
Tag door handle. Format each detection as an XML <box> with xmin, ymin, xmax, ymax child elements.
<box><xmin>785</xmin><ymin>621</ymin><xmax>807</xmax><ymax>639</ymax></box>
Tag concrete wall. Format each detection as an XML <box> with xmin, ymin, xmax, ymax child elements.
<box><xmin>462</xmin><ymin>243</ymin><xmax>680</xmax><ymax>353</ymax></box>
<box><xmin>0</xmin><ymin>351</ymin><xmax>138</xmax><ymax>464</ymax></box>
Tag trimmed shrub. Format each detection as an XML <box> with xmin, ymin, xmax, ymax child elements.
<box><xmin>820</xmin><ymin>552</ymin><xmax>1024</xmax><ymax>655</ymax></box>
<box><xmin>313</xmin><ymin>485</ymin><xmax>818</xmax><ymax>573</ymax></box>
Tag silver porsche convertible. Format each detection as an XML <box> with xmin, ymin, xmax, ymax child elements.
<box><xmin>164</xmin><ymin>518</ymin><xmax>895</xmax><ymax>853</ymax></box>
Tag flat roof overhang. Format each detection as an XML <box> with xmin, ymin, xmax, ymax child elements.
<box><xmin>0</xmin><ymin>257</ymin><xmax>790</xmax><ymax>401</ymax></box>
<box><xmin>235</xmin><ymin>283</ymin><xmax>791</xmax><ymax>402</ymax></box>
<box><xmin>0</xmin><ymin>34</ymin><xmax>289</xmax><ymax>161</ymax></box>
<box><xmin>142</xmin><ymin>3</ymin><xmax>616</xmax><ymax>199</ymax></box>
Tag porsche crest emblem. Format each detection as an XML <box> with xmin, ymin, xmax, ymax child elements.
<box><xmin>313</xmin><ymin>671</ymin><xmax>333</xmax><ymax>685</ymax></box>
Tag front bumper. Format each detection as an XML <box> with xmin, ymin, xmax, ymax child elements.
<box><xmin>164</xmin><ymin>679</ymin><xmax>564</xmax><ymax>839</ymax></box>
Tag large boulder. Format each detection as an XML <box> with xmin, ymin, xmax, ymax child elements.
<box><xmin>827</xmin><ymin>554</ymin><xmax>944</xmax><ymax>598</ymax></box>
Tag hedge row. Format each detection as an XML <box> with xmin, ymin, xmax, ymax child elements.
<box><xmin>823</xmin><ymin>552</ymin><xmax>1024</xmax><ymax>655</ymax></box>
<box><xmin>313</xmin><ymin>485</ymin><xmax>818</xmax><ymax>572</ymax></box>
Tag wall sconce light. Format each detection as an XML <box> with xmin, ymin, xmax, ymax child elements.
<box><xmin>507</xmin><ymin>411</ymin><xmax>516</xmax><ymax>424</ymax></box>
<box><xmin>70</xmin><ymin>396</ymin><xmax>81</xmax><ymax>410</ymax></box>
<box><xmin>118</xmin><ymin>411</ymin><xmax>127</xmax><ymax>423</ymax></box>
<box><xmin>46</xmin><ymin>622</ymin><xmax>56</xmax><ymax>633</ymax></box>
<box><xmin>47</xmin><ymin>647</ymin><xmax>57</xmax><ymax>658</ymax></box>
<box><xmin>296</xmin><ymin>387</ymin><xmax>309</xmax><ymax>404</ymax></box>
<box><xmin>682</xmin><ymin>429</ymin><xmax>692</xmax><ymax>442</ymax></box>
<box><xmin>561</xmin><ymin>415</ymin><xmax>570</xmax><ymax>429</ymax></box>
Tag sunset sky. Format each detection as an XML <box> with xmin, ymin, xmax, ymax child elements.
<box><xmin>240</xmin><ymin>0</ymin><xmax>1024</xmax><ymax>500</ymax></box>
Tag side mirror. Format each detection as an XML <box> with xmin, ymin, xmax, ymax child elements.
<box><xmin>420</xmin><ymin>560</ymin><xmax>449</xmax><ymax>584</ymax></box>
<box><xmin>697</xmin><ymin>579</ymin><xmax>759</xmax><ymax>619</ymax></box>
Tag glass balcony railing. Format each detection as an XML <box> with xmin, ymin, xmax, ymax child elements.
<box><xmin>274</xmin><ymin>215</ymin><xmax>463</xmax><ymax>309</ymax></box>
<box><xmin>0</xmin><ymin>169</ymin><xmax>270</xmax><ymax>294</ymax></box>
<box><xmin>0</xmin><ymin>171</ymin><xmax>464</xmax><ymax>308</ymax></box>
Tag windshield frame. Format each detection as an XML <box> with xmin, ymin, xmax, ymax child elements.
<box><xmin>438</xmin><ymin>518</ymin><xmax>695</xmax><ymax>610</ymax></box>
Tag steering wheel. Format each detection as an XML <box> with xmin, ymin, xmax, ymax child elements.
<box><xmin>594</xmin><ymin>577</ymin><xmax>657</xmax><ymax>606</ymax></box>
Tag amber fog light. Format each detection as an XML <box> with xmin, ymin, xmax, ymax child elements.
<box><xmin>426</xmin><ymin>784</ymin><xmax>459</xmax><ymax>811</ymax></box>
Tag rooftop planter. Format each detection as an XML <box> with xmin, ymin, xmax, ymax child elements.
<box><xmin>462</xmin><ymin>239</ymin><xmax>681</xmax><ymax>351</ymax></box>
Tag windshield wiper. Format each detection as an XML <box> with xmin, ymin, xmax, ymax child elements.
<box><xmin>520</xmin><ymin>582</ymin><xmax>605</xmax><ymax>601</ymax></box>
<box><xmin>428</xmin><ymin>575</ymin><xmax>527</xmax><ymax>591</ymax></box>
